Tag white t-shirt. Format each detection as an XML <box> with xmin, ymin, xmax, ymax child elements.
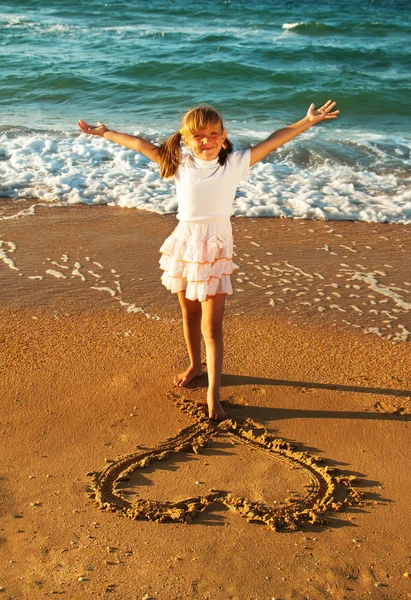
<box><xmin>175</xmin><ymin>149</ymin><xmax>251</xmax><ymax>221</ymax></box>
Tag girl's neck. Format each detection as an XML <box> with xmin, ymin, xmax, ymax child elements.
<box><xmin>192</xmin><ymin>155</ymin><xmax>219</xmax><ymax>165</ymax></box>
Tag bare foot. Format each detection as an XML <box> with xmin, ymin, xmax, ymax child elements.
<box><xmin>207</xmin><ymin>391</ymin><xmax>227</xmax><ymax>421</ymax></box>
<box><xmin>173</xmin><ymin>366</ymin><xmax>203</xmax><ymax>388</ymax></box>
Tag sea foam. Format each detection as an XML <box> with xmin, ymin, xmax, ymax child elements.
<box><xmin>1</xmin><ymin>127</ymin><xmax>410</xmax><ymax>224</ymax></box>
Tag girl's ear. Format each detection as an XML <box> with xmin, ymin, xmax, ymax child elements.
<box><xmin>221</xmin><ymin>129</ymin><xmax>227</xmax><ymax>149</ymax></box>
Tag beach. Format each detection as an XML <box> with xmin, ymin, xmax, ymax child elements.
<box><xmin>1</xmin><ymin>0</ymin><xmax>411</xmax><ymax>596</ymax></box>
<box><xmin>1</xmin><ymin>199</ymin><xmax>410</xmax><ymax>599</ymax></box>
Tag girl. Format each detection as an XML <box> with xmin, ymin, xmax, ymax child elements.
<box><xmin>78</xmin><ymin>100</ymin><xmax>339</xmax><ymax>420</ymax></box>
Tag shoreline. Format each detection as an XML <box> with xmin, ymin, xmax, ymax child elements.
<box><xmin>1</xmin><ymin>198</ymin><xmax>410</xmax><ymax>341</ymax></box>
<box><xmin>1</xmin><ymin>198</ymin><xmax>410</xmax><ymax>599</ymax></box>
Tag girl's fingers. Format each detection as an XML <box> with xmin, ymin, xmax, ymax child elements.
<box><xmin>78</xmin><ymin>119</ymin><xmax>91</xmax><ymax>131</ymax></box>
<box><xmin>319</xmin><ymin>100</ymin><xmax>336</xmax><ymax>112</ymax></box>
<box><xmin>318</xmin><ymin>101</ymin><xmax>338</xmax><ymax>119</ymax></box>
<box><xmin>325</xmin><ymin>101</ymin><xmax>337</xmax><ymax>112</ymax></box>
<box><xmin>307</xmin><ymin>100</ymin><xmax>339</xmax><ymax>122</ymax></box>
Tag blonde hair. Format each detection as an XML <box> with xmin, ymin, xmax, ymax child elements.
<box><xmin>158</xmin><ymin>105</ymin><xmax>233</xmax><ymax>178</ymax></box>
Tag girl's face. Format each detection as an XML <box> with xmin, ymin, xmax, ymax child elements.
<box><xmin>184</xmin><ymin>122</ymin><xmax>226</xmax><ymax>161</ymax></box>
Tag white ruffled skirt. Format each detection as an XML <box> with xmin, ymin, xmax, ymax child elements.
<box><xmin>159</xmin><ymin>218</ymin><xmax>237</xmax><ymax>302</ymax></box>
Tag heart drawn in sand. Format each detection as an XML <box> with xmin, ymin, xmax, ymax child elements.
<box><xmin>87</xmin><ymin>394</ymin><xmax>363</xmax><ymax>532</ymax></box>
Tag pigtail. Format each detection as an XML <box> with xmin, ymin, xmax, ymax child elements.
<box><xmin>218</xmin><ymin>137</ymin><xmax>233</xmax><ymax>167</ymax></box>
<box><xmin>158</xmin><ymin>132</ymin><xmax>182</xmax><ymax>178</ymax></box>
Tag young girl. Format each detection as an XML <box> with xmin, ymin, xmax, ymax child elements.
<box><xmin>78</xmin><ymin>100</ymin><xmax>339</xmax><ymax>420</ymax></box>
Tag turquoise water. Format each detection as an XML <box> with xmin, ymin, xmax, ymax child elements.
<box><xmin>2</xmin><ymin>0</ymin><xmax>410</xmax><ymax>131</ymax></box>
<box><xmin>0</xmin><ymin>0</ymin><xmax>410</xmax><ymax>221</ymax></box>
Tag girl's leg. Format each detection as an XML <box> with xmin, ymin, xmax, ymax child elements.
<box><xmin>174</xmin><ymin>291</ymin><xmax>203</xmax><ymax>387</ymax></box>
<box><xmin>201</xmin><ymin>293</ymin><xmax>226</xmax><ymax>421</ymax></box>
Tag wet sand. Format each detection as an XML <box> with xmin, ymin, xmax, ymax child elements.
<box><xmin>1</xmin><ymin>199</ymin><xmax>410</xmax><ymax>599</ymax></box>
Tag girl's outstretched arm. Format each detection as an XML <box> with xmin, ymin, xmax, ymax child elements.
<box><xmin>249</xmin><ymin>100</ymin><xmax>339</xmax><ymax>166</ymax></box>
<box><xmin>77</xmin><ymin>120</ymin><xmax>160</xmax><ymax>163</ymax></box>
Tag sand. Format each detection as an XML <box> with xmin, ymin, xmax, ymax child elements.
<box><xmin>1</xmin><ymin>198</ymin><xmax>410</xmax><ymax>600</ymax></box>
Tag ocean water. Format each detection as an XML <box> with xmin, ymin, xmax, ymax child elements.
<box><xmin>1</xmin><ymin>0</ymin><xmax>411</xmax><ymax>222</ymax></box>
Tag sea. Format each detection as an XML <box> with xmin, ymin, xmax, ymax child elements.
<box><xmin>1</xmin><ymin>0</ymin><xmax>411</xmax><ymax>223</ymax></box>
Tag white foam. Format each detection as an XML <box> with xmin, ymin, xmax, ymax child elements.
<box><xmin>91</xmin><ymin>286</ymin><xmax>117</xmax><ymax>297</ymax></box>
<box><xmin>1</xmin><ymin>128</ymin><xmax>410</xmax><ymax>224</ymax></box>
<box><xmin>392</xmin><ymin>325</ymin><xmax>411</xmax><ymax>342</ymax></box>
<box><xmin>347</xmin><ymin>270</ymin><xmax>411</xmax><ymax>310</ymax></box>
<box><xmin>46</xmin><ymin>269</ymin><xmax>66</xmax><ymax>279</ymax></box>
<box><xmin>282</xmin><ymin>22</ymin><xmax>302</xmax><ymax>30</ymax></box>
<box><xmin>51</xmin><ymin>261</ymin><xmax>69</xmax><ymax>269</ymax></box>
<box><xmin>72</xmin><ymin>263</ymin><xmax>86</xmax><ymax>281</ymax></box>
<box><xmin>0</xmin><ymin>203</ymin><xmax>54</xmax><ymax>221</ymax></box>
<box><xmin>284</xmin><ymin>262</ymin><xmax>314</xmax><ymax>279</ymax></box>
<box><xmin>0</xmin><ymin>240</ymin><xmax>19</xmax><ymax>271</ymax></box>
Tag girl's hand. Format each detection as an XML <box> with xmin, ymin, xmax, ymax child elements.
<box><xmin>306</xmin><ymin>100</ymin><xmax>339</xmax><ymax>124</ymax></box>
<box><xmin>77</xmin><ymin>119</ymin><xmax>108</xmax><ymax>136</ymax></box>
